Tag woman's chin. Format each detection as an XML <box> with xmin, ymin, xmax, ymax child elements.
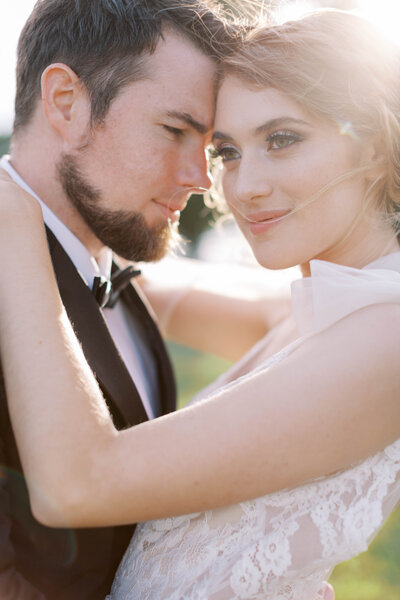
<box><xmin>252</xmin><ymin>251</ymin><xmax>299</xmax><ymax>272</ymax></box>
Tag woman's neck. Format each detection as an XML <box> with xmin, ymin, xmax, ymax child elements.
<box><xmin>300</xmin><ymin>234</ymin><xmax>400</xmax><ymax>278</ymax></box>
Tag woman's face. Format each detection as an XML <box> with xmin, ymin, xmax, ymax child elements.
<box><xmin>213</xmin><ymin>77</ymin><xmax>383</xmax><ymax>272</ymax></box>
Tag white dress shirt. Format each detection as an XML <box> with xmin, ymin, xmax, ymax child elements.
<box><xmin>1</xmin><ymin>155</ymin><xmax>156</xmax><ymax>419</ymax></box>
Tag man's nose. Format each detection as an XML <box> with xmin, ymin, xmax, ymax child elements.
<box><xmin>176</xmin><ymin>149</ymin><xmax>212</xmax><ymax>191</ymax></box>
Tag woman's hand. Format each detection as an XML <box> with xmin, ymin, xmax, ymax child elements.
<box><xmin>0</xmin><ymin>169</ymin><xmax>47</xmax><ymax>312</ymax></box>
<box><xmin>0</xmin><ymin>169</ymin><xmax>42</xmax><ymax>224</ymax></box>
<box><xmin>0</xmin><ymin>169</ymin><xmax>45</xmax><ymax>271</ymax></box>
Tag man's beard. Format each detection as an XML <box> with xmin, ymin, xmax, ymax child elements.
<box><xmin>57</xmin><ymin>153</ymin><xmax>178</xmax><ymax>262</ymax></box>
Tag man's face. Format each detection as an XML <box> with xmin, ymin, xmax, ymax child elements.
<box><xmin>58</xmin><ymin>31</ymin><xmax>216</xmax><ymax>261</ymax></box>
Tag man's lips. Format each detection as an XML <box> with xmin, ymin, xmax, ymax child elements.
<box><xmin>153</xmin><ymin>200</ymin><xmax>186</xmax><ymax>223</ymax></box>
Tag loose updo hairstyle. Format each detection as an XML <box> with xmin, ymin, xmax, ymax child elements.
<box><xmin>221</xmin><ymin>9</ymin><xmax>400</xmax><ymax>240</ymax></box>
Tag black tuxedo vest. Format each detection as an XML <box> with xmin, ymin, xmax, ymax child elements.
<box><xmin>0</xmin><ymin>227</ymin><xmax>176</xmax><ymax>599</ymax></box>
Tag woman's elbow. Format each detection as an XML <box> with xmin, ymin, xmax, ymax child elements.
<box><xmin>28</xmin><ymin>475</ymin><xmax>93</xmax><ymax>528</ymax></box>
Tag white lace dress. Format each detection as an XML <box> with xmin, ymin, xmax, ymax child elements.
<box><xmin>108</xmin><ymin>255</ymin><xmax>400</xmax><ymax>600</ymax></box>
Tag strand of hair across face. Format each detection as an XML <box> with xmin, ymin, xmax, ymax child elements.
<box><xmin>162</xmin><ymin>163</ymin><xmax>391</xmax><ymax>252</ymax></box>
<box><xmin>220</xmin><ymin>164</ymin><xmax>374</xmax><ymax>225</ymax></box>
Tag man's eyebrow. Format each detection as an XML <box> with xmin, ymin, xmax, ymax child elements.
<box><xmin>165</xmin><ymin>111</ymin><xmax>209</xmax><ymax>135</ymax></box>
<box><xmin>212</xmin><ymin>117</ymin><xmax>311</xmax><ymax>143</ymax></box>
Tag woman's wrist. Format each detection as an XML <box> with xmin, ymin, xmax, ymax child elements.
<box><xmin>0</xmin><ymin>174</ymin><xmax>51</xmax><ymax>320</ymax></box>
<box><xmin>0</xmin><ymin>173</ymin><xmax>44</xmax><ymax>249</ymax></box>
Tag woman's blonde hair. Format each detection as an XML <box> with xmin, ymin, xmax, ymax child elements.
<box><xmin>222</xmin><ymin>9</ymin><xmax>400</xmax><ymax>237</ymax></box>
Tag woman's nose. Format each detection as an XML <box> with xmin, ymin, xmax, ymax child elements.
<box><xmin>232</xmin><ymin>156</ymin><xmax>273</xmax><ymax>205</ymax></box>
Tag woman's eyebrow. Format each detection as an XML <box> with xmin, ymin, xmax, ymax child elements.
<box><xmin>212</xmin><ymin>117</ymin><xmax>311</xmax><ymax>144</ymax></box>
<box><xmin>211</xmin><ymin>131</ymin><xmax>234</xmax><ymax>143</ymax></box>
<box><xmin>254</xmin><ymin>117</ymin><xmax>311</xmax><ymax>135</ymax></box>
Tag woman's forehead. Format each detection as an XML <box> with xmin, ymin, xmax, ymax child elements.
<box><xmin>214</xmin><ymin>79</ymin><xmax>310</xmax><ymax>134</ymax></box>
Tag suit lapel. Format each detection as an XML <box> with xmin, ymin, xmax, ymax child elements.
<box><xmin>119</xmin><ymin>279</ymin><xmax>176</xmax><ymax>416</ymax></box>
<box><xmin>46</xmin><ymin>228</ymin><xmax>149</xmax><ymax>427</ymax></box>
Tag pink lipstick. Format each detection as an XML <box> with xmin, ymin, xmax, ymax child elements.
<box><xmin>244</xmin><ymin>209</ymin><xmax>291</xmax><ymax>235</ymax></box>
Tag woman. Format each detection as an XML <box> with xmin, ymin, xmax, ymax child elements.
<box><xmin>0</xmin><ymin>9</ymin><xmax>399</xmax><ymax>599</ymax></box>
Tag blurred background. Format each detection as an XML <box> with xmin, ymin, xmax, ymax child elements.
<box><xmin>0</xmin><ymin>1</ymin><xmax>399</xmax><ymax>597</ymax></box>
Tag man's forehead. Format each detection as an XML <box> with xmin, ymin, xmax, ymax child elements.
<box><xmin>153</xmin><ymin>84</ymin><xmax>216</xmax><ymax>132</ymax></box>
<box><xmin>120</xmin><ymin>31</ymin><xmax>218</xmax><ymax>130</ymax></box>
<box><xmin>145</xmin><ymin>29</ymin><xmax>218</xmax><ymax>87</ymax></box>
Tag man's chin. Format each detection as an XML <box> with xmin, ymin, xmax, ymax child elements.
<box><xmin>57</xmin><ymin>152</ymin><xmax>182</xmax><ymax>263</ymax></box>
<box><xmin>104</xmin><ymin>220</ymin><xmax>182</xmax><ymax>263</ymax></box>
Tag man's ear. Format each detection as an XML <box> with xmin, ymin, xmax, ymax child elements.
<box><xmin>41</xmin><ymin>63</ymin><xmax>90</xmax><ymax>145</ymax></box>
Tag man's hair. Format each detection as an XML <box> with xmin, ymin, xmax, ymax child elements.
<box><xmin>14</xmin><ymin>0</ymin><xmax>233</xmax><ymax>133</ymax></box>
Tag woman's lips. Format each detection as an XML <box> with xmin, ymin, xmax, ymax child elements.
<box><xmin>244</xmin><ymin>209</ymin><xmax>292</xmax><ymax>235</ymax></box>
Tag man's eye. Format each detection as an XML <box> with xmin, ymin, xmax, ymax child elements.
<box><xmin>164</xmin><ymin>125</ymin><xmax>184</xmax><ymax>137</ymax></box>
<box><xmin>267</xmin><ymin>131</ymin><xmax>302</xmax><ymax>151</ymax></box>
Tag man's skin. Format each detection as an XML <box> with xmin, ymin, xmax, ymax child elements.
<box><xmin>6</xmin><ymin>20</ymin><xmax>336</xmax><ymax>600</ymax></box>
<box><xmin>0</xmin><ymin>24</ymin><xmax>218</xmax><ymax>598</ymax></box>
<box><xmin>10</xmin><ymin>30</ymin><xmax>215</xmax><ymax>260</ymax></box>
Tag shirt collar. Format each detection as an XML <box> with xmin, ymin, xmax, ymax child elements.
<box><xmin>0</xmin><ymin>155</ymin><xmax>112</xmax><ymax>287</ymax></box>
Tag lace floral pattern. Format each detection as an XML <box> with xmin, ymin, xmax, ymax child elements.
<box><xmin>109</xmin><ymin>257</ymin><xmax>400</xmax><ymax>599</ymax></box>
<box><xmin>109</xmin><ymin>343</ymin><xmax>400</xmax><ymax>599</ymax></box>
<box><xmin>110</xmin><ymin>436</ymin><xmax>400</xmax><ymax>600</ymax></box>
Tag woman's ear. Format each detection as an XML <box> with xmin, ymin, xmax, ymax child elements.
<box><xmin>41</xmin><ymin>63</ymin><xmax>90</xmax><ymax>146</ymax></box>
<box><xmin>361</xmin><ymin>134</ymin><xmax>387</xmax><ymax>180</ymax></box>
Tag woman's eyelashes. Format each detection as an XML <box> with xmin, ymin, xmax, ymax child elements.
<box><xmin>210</xmin><ymin>130</ymin><xmax>304</xmax><ymax>163</ymax></box>
<box><xmin>266</xmin><ymin>130</ymin><xmax>304</xmax><ymax>151</ymax></box>
<box><xmin>209</xmin><ymin>144</ymin><xmax>240</xmax><ymax>163</ymax></box>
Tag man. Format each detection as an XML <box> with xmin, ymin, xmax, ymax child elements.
<box><xmin>0</xmin><ymin>0</ymin><xmax>231</xmax><ymax>597</ymax></box>
<box><xmin>0</xmin><ymin>2</ymin><xmax>338</xmax><ymax>599</ymax></box>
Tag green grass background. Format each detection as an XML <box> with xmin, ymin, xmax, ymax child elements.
<box><xmin>168</xmin><ymin>342</ymin><xmax>400</xmax><ymax>599</ymax></box>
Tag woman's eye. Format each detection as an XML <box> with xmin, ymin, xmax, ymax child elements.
<box><xmin>164</xmin><ymin>125</ymin><xmax>184</xmax><ymax>137</ymax></box>
<box><xmin>267</xmin><ymin>131</ymin><xmax>302</xmax><ymax>151</ymax></box>
<box><xmin>210</xmin><ymin>145</ymin><xmax>240</xmax><ymax>163</ymax></box>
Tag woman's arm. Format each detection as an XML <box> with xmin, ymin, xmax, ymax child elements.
<box><xmin>0</xmin><ymin>174</ymin><xmax>399</xmax><ymax>528</ymax></box>
<box><xmin>139</xmin><ymin>260</ymin><xmax>292</xmax><ymax>361</ymax></box>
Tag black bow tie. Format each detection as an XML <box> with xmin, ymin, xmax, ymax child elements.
<box><xmin>92</xmin><ymin>265</ymin><xmax>141</xmax><ymax>309</ymax></box>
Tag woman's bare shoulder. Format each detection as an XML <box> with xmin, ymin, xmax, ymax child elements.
<box><xmin>301</xmin><ymin>301</ymin><xmax>400</xmax><ymax>375</ymax></box>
